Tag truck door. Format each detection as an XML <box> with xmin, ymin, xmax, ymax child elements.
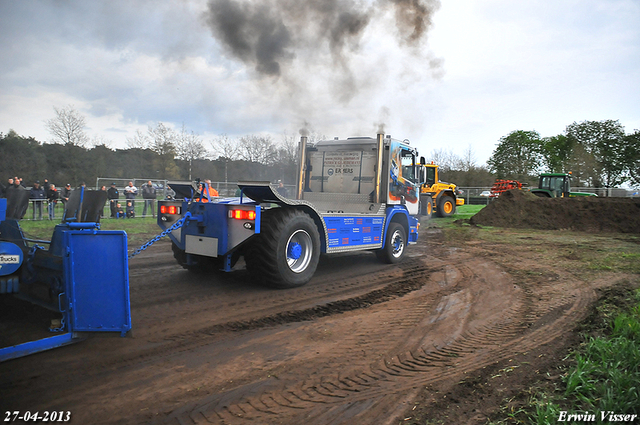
<box><xmin>387</xmin><ymin>140</ymin><xmax>419</xmax><ymax>215</ymax></box>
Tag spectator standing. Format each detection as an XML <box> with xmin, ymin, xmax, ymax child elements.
<box><xmin>124</xmin><ymin>181</ymin><xmax>138</xmax><ymax>215</ymax></box>
<box><xmin>100</xmin><ymin>185</ymin><xmax>107</xmax><ymax>217</ymax></box>
<box><xmin>47</xmin><ymin>184</ymin><xmax>59</xmax><ymax>220</ymax></box>
<box><xmin>142</xmin><ymin>181</ymin><xmax>157</xmax><ymax>217</ymax></box>
<box><xmin>43</xmin><ymin>179</ymin><xmax>51</xmax><ymax>196</ymax></box>
<box><xmin>60</xmin><ymin>184</ymin><xmax>71</xmax><ymax>209</ymax></box>
<box><xmin>107</xmin><ymin>183</ymin><xmax>119</xmax><ymax>218</ymax></box>
<box><xmin>30</xmin><ymin>181</ymin><xmax>46</xmax><ymax>220</ymax></box>
<box><xmin>276</xmin><ymin>180</ymin><xmax>288</xmax><ymax>197</ymax></box>
<box><xmin>7</xmin><ymin>178</ymin><xmax>27</xmax><ymax>218</ymax></box>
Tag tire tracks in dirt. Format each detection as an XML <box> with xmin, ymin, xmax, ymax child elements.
<box><xmin>159</xmin><ymin>249</ymin><xmax>597</xmax><ymax>425</ymax></box>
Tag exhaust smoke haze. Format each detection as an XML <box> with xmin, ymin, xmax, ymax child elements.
<box><xmin>205</xmin><ymin>0</ymin><xmax>439</xmax><ymax>78</ymax></box>
<box><xmin>204</xmin><ymin>0</ymin><xmax>441</xmax><ymax>138</ymax></box>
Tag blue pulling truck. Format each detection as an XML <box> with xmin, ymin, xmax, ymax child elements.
<box><xmin>158</xmin><ymin>133</ymin><xmax>423</xmax><ymax>288</ymax></box>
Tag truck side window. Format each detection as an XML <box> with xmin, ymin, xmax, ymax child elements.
<box><xmin>401</xmin><ymin>150</ymin><xmax>416</xmax><ymax>183</ymax></box>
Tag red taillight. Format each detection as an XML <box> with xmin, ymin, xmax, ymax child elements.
<box><xmin>229</xmin><ymin>209</ymin><xmax>256</xmax><ymax>220</ymax></box>
<box><xmin>160</xmin><ymin>205</ymin><xmax>180</xmax><ymax>215</ymax></box>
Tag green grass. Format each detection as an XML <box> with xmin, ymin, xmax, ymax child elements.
<box><xmin>18</xmin><ymin>217</ymin><xmax>161</xmax><ymax>247</ymax></box>
<box><xmin>528</xmin><ymin>289</ymin><xmax>640</xmax><ymax>423</ymax></box>
<box><xmin>426</xmin><ymin>204</ymin><xmax>486</xmax><ymax>227</ymax></box>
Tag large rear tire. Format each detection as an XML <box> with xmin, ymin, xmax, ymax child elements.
<box><xmin>375</xmin><ymin>222</ymin><xmax>407</xmax><ymax>264</ymax></box>
<box><xmin>245</xmin><ymin>208</ymin><xmax>320</xmax><ymax>289</ymax></box>
<box><xmin>436</xmin><ymin>195</ymin><xmax>455</xmax><ymax>217</ymax></box>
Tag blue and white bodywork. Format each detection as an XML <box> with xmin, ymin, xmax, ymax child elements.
<box><xmin>158</xmin><ymin>133</ymin><xmax>421</xmax><ymax>288</ymax></box>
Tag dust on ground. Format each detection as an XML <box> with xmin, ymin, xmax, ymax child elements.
<box><xmin>469</xmin><ymin>190</ymin><xmax>640</xmax><ymax>233</ymax></box>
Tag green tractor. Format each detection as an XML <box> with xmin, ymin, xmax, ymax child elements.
<box><xmin>531</xmin><ymin>172</ymin><xmax>597</xmax><ymax>198</ymax></box>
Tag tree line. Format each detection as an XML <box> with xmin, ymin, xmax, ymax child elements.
<box><xmin>487</xmin><ymin>120</ymin><xmax>640</xmax><ymax>188</ymax></box>
<box><xmin>0</xmin><ymin>106</ymin><xmax>308</xmax><ymax>189</ymax></box>
<box><xmin>2</xmin><ymin>106</ymin><xmax>638</xmax><ymax>191</ymax></box>
<box><xmin>0</xmin><ymin>128</ymin><xmax>301</xmax><ymax>190</ymax></box>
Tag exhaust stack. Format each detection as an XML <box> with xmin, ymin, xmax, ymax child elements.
<box><xmin>374</xmin><ymin>133</ymin><xmax>384</xmax><ymax>203</ymax></box>
<box><xmin>296</xmin><ymin>135</ymin><xmax>308</xmax><ymax>200</ymax></box>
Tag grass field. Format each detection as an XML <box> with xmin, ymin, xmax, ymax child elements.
<box><xmin>426</xmin><ymin>204</ymin><xmax>486</xmax><ymax>227</ymax></box>
<box><xmin>526</xmin><ymin>288</ymin><xmax>640</xmax><ymax>425</ymax></box>
<box><xmin>18</xmin><ymin>216</ymin><xmax>161</xmax><ymax>248</ymax></box>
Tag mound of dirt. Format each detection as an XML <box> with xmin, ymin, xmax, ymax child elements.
<box><xmin>470</xmin><ymin>190</ymin><xmax>640</xmax><ymax>233</ymax></box>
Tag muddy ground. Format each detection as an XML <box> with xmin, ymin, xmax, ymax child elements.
<box><xmin>1</xmin><ymin>214</ymin><xmax>639</xmax><ymax>425</ymax></box>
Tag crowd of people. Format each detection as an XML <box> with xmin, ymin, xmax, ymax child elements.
<box><xmin>0</xmin><ymin>178</ymin><xmax>159</xmax><ymax>221</ymax></box>
<box><xmin>106</xmin><ymin>180</ymin><xmax>157</xmax><ymax>219</ymax></box>
<box><xmin>0</xmin><ymin>176</ymin><xmax>72</xmax><ymax>220</ymax></box>
<box><xmin>1</xmin><ymin>178</ymin><xmax>290</xmax><ymax>220</ymax></box>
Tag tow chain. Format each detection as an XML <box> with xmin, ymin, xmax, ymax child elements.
<box><xmin>128</xmin><ymin>213</ymin><xmax>190</xmax><ymax>260</ymax></box>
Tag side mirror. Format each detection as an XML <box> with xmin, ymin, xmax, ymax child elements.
<box><xmin>420</xmin><ymin>156</ymin><xmax>426</xmax><ymax>165</ymax></box>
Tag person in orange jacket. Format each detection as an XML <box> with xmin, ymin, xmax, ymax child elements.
<box><xmin>196</xmin><ymin>179</ymin><xmax>218</xmax><ymax>202</ymax></box>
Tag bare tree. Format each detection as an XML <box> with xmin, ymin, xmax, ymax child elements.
<box><xmin>210</xmin><ymin>134</ymin><xmax>240</xmax><ymax>161</ymax></box>
<box><xmin>239</xmin><ymin>134</ymin><xmax>276</xmax><ymax>164</ymax></box>
<box><xmin>428</xmin><ymin>148</ymin><xmax>459</xmax><ymax>173</ymax></box>
<box><xmin>210</xmin><ymin>134</ymin><xmax>241</xmax><ymax>185</ymax></box>
<box><xmin>175</xmin><ymin>124</ymin><xmax>207</xmax><ymax>181</ymax></box>
<box><xmin>126</xmin><ymin>129</ymin><xmax>150</xmax><ymax>149</ymax></box>
<box><xmin>147</xmin><ymin>122</ymin><xmax>179</xmax><ymax>179</ymax></box>
<box><xmin>456</xmin><ymin>144</ymin><xmax>477</xmax><ymax>172</ymax></box>
<box><xmin>279</xmin><ymin>131</ymin><xmax>301</xmax><ymax>164</ymax></box>
<box><xmin>45</xmin><ymin>105</ymin><xmax>89</xmax><ymax>146</ymax></box>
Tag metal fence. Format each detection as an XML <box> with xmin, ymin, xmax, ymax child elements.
<box><xmin>21</xmin><ymin>198</ymin><xmax>158</xmax><ymax>221</ymax></box>
<box><xmin>8</xmin><ymin>179</ymin><xmax>289</xmax><ymax>222</ymax></box>
<box><xmin>17</xmin><ymin>182</ymin><xmax>638</xmax><ymax>221</ymax></box>
<box><xmin>458</xmin><ymin>186</ymin><xmax>639</xmax><ymax>206</ymax></box>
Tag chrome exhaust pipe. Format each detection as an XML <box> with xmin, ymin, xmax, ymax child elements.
<box><xmin>374</xmin><ymin>133</ymin><xmax>384</xmax><ymax>203</ymax></box>
<box><xmin>296</xmin><ymin>135</ymin><xmax>308</xmax><ymax>200</ymax></box>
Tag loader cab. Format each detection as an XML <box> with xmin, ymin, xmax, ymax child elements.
<box><xmin>419</xmin><ymin>163</ymin><xmax>437</xmax><ymax>187</ymax></box>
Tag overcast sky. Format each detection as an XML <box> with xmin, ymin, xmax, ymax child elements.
<box><xmin>1</xmin><ymin>0</ymin><xmax>638</xmax><ymax>166</ymax></box>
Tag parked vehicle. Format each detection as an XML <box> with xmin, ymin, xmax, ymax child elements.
<box><xmin>417</xmin><ymin>162</ymin><xmax>464</xmax><ymax>217</ymax></box>
<box><xmin>531</xmin><ymin>173</ymin><xmax>597</xmax><ymax>198</ymax></box>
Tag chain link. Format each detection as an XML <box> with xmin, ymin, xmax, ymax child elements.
<box><xmin>128</xmin><ymin>214</ymin><xmax>190</xmax><ymax>260</ymax></box>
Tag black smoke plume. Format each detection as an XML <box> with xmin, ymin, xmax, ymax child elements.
<box><xmin>204</xmin><ymin>0</ymin><xmax>440</xmax><ymax>77</ymax></box>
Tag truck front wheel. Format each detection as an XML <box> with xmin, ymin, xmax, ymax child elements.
<box><xmin>246</xmin><ymin>208</ymin><xmax>320</xmax><ymax>289</ymax></box>
<box><xmin>375</xmin><ymin>222</ymin><xmax>406</xmax><ymax>264</ymax></box>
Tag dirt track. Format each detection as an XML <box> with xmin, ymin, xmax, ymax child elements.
<box><xmin>0</xmin><ymin>221</ymin><xmax>636</xmax><ymax>424</ymax></box>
